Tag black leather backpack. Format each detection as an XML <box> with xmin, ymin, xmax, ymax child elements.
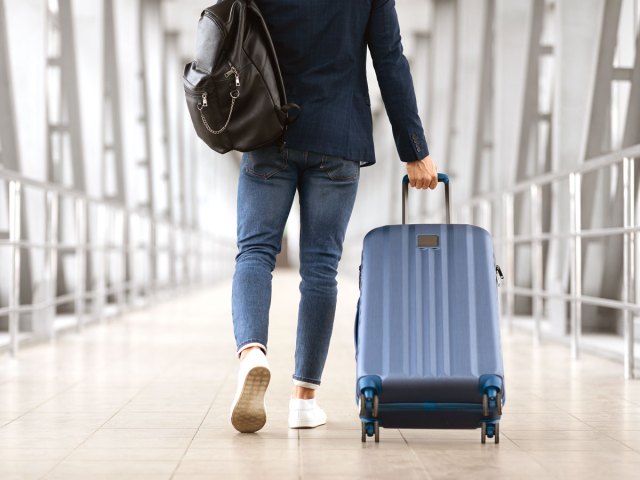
<box><xmin>183</xmin><ymin>0</ymin><xmax>299</xmax><ymax>154</ymax></box>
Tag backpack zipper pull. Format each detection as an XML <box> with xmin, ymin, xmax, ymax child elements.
<box><xmin>201</xmin><ymin>92</ymin><xmax>208</xmax><ymax>108</ymax></box>
<box><xmin>225</xmin><ymin>65</ymin><xmax>240</xmax><ymax>87</ymax></box>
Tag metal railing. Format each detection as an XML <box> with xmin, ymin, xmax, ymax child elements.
<box><xmin>0</xmin><ymin>167</ymin><xmax>236</xmax><ymax>357</ymax></box>
<box><xmin>456</xmin><ymin>144</ymin><xmax>640</xmax><ymax>379</ymax></box>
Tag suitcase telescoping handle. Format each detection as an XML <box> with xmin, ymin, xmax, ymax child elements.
<box><xmin>402</xmin><ymin>173</ymin><xmax>451</xmax><ymax>225</ymax></box>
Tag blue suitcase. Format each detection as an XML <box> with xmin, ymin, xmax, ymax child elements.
<box><xmin>355</xmin><ymin>174</ymin><xmax>505</xmax><ymax>443</ymax></box>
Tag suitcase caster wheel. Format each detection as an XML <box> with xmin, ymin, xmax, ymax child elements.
<box><xmin>481</xmin><ymin>423</ymin><xmax>499</xmax><ymax>445</ymax></box>
<box><xmin>374</xmin><ymin>421</ymin><xmax>380</xmax><ymax>443</ymax></box>
<box><xmin>483</xmin><ymin>389</ymin><xmax>502</xmax><ymax>417</ymax></box>
<box><xmin>360</xmin><ymin>390</ymin><xmax>379</xmax><ymax>418</ymax></box>
<box><xmin>362</xmin><ymin>421</ymin><xmax>376</xmax><ymax>442</ymax></box>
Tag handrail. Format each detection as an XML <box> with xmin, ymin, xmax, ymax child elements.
<box><xmin>457</xmin><ymin>144</ymin><xmax>640</xmax><ymax>207</ymax></box>
<box><xmin>0</xmin><ymin>166</ymin><xmax>223</xmax><ymax>240</ymax></box>
<box><xmin>453</xmin><ymin>147</ymin><xmax>638</xmax><ymax>380</ymax></box>
<box><xmin>0</xmin><ymin>166</ymin><xmax>236</xmax><ymax>357</ymax></box>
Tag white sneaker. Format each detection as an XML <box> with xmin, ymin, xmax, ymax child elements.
<box><xmin>288</xmin><ymin>398</ymin><xmax>327</xmax><ymax>429</ymax></box>
<box><xmin>230</xmin><ymin>349</ymin><xmax>271</xmax><ymax>433</ymax></box>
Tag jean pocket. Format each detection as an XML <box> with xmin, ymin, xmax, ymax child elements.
<box><xmin>243</xmin><ymin>146</ymin><xmax>288</xmax><ymax>179</ymax></box>
<box><xmin>320</xmin><ymin>155</ymin><xmax>360</xmax><ymax>182</ymax></box>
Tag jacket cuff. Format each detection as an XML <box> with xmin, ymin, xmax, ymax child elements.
<box><xmin>398</xmin><ymin>131</ymin><xmax>429</xmax><ymax>162</ymax></box>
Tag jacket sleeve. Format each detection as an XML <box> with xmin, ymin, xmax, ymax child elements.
<box><xmin>366</xmin><ymin>0</ymin><xmax>429</xmax><ymax>162</ymax></box>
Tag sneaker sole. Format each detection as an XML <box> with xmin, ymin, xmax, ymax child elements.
<box><xmin>231</xmin><ymin>366</ymin><xmax>271</xmax><ymax>433</ymax></box>
<box><xmin>288</xmin><ymin>415</ymin><xmax>327</xmax><ymax>429</ymax></box>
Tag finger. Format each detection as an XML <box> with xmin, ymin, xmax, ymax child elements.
<box><xmin>407</xmin><ymin>173</ymin><xmax>414</xmax><ymax>188</ymax></box>
<box><xmin>429</xmin><ymin>175</ymin><xmax>438</xmax><ymax>190</ymax></box>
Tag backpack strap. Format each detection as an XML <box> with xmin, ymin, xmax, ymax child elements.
<box><xmin>281</xmin><ymin>103</ymin><xmax>301</xmax><ymax>126</ymax></box>
<box><xmin>246</xmin><ymin>1</ymin><xmax>289</xmax><ymax>107</ymax></box>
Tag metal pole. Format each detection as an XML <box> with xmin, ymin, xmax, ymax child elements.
<box><xmin>75</xmin><ymin>197</ymin><xmax>86</xmax><ymax>332</ymax></box>
<box><xmin>170</xmin><ymin>224</ymin><xmax>176</xmax><ymax>289</ymax></box>
<box><xmin>149</xmin><ymin>218</ymin><xmax>156</xmax><ymax>298</ymax></box>
<box><xmin>187</xmin><ymin>231</ymin><xmax>192</xmax><ymax>287</ymax></box>
<box><xmin>45</xmin><ymin>191</ymin><xmax>59</xmax><ymax>339</ymax></box>
<box><xmin>531</xmin><ymin>184</ymin><xmax>543</xmax><ymax>344</ymax></box>
<box><xmin>119</xmin><ymin>209</ymin><xmax>128</xmax><ymax>313</ymax></box>
<box><xmin>8</xmin><ymin>181</ymin><xmax>21</xmax><ymax>356</ymax></box>
<box><xmin>629</xmin><ymin>157</ymin><xmax>636</xmax><ymax>380</ymax></box>
<box><xmin>126</xmin><ymin>211</ymin><xmax>135</xmax><ymax>309</ymax></box>
<box><xmin>105</xmin><ymin>205</ymin><xmax>114</xmax><ymax>316</ymax></box>
<box><xmin>483</xmin><ymin>200</ymin><xmax>492</xmax><ymax>233</ymax></box>
<box><xmin>569</xmin><ymin>173</ymin><xmax>580</xmax><ymax>360</ymax></box>
<box><xmin>575</xmin><ymin>174</ymin><xmax>583</xmax><ymax>360</ymax></box>
<box><xmin>43</xmin><ymin>192</ymin><xmax>52</xmax><ymax>338</ymax></box>
<box><xmin>623</xmin><ymin>157</ymin><xmax>636</xmax><ymax>379</ymax></box>
<box><xmin>503</xmin><ymin>193</ymin><xmax>515</xmax><ymax>333</ymax></box>
<box><xmin>198</xmin><ymin>234</ymin><xmax>204</xmax><ymax>284</ymax></box>
<box><xmin>95</xmin><ymin>203</ymin><xmax>106</xmax><ymax>323</ymax></box>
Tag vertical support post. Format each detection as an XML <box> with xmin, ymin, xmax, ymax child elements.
<box><xmin>126</xmin><ymin>211</ymin><xmax>135</xmax><ymax>309</ymax></box>
<box><xmin>503</xmin><ymin>192</ymin><xmax>515</xmax><ymax>333</ymax></box>
<box><xmin>623</xmin><ymin>157</ymin><xmax>636</xmax><ymax>379</ymax></box>
<box><xmin>74</xmin><ymin>197</ymin><xmax>86</xmax><ymax>332</ymax></box>
<box><xmin>105</xmin><ymin>205</ymin><xmax>113</xmax><ymax>315</ymax></box>
<box><xmin>93</xmin><ymin>203</ymin><xmax>106</xmax><ymax>323</ymax></box>
<box><xmin>198</xmin><ymin>234</ymin><xmax>204</xmax><ymax>284</ymax></box>
<box><xmin>531</xmin><ymin>184</ymin><xmax>543</xmax><ymax>344</ymax></box>
<box><xmin>569</xmin><ymin>172</ymin><xmax>583</xmax><ymax>360</ymax></box>
<box><xmin>483</xmin><ymin>200</ymin><xmax>492</xmax><ymax>233</ymax></box>
<box><xmin>149</xmin><ymin>218</ymin><xmax>156</xmax><ymax>297</ymax></box>
<box><xmin>8</xmin><ymin>181</ymin><xmax>21</xmax><ymax>356</ymax></box>
<box><xmin>118</xmin><ymin>209</ymin><xmax>128</xmax><ymax>313</ymax></box>
<box><xmin>45</xmin><ymin>191</ymin><xmax>60</xmax><ymax>339</ymax></box>
<box><xmin>170</xmin><ymin>223</ymin><xmax>176</xmax><ymax>290</ymax></box>
<box><xmin>189</xmin><ymin>230</ymin><xmax>195</xmax><ymax>286</ymax></box>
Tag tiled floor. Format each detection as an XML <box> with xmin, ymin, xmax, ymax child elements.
<box><xmin>1</xmin><ymin>269</ymin><xmax>640</xmax><ymax>479</ymax></box>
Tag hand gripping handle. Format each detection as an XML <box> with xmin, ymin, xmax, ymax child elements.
<box><xmin>402</xmin><ymin>173</ymin><xmax>451</xmax><ymax>225</ymax></box>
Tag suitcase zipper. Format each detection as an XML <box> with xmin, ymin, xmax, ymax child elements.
<box><xmin>495</xmin><ymin>265</ymin><xmax>504</xmax><ymax>287</ymax></box>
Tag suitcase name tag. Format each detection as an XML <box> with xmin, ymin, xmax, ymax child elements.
<box><xmin>416</xmin><ymin>234</ymin><xmax>439</xmax><ymax>249</ymax></box>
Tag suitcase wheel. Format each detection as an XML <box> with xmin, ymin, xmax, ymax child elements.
<box><xmin>360</xmin><ymin>390</ymin><xmax>379</xmax><ymax>418</ymax></box>
<box><xmin>482</xmin><ymin>389</ymin><xmax>503</xmax><ymax>417</ymax></box>
<box><xmin>361</xmin><ymin>420</ymin><xmax>380</xmax><ymax>443</ymax></box>
<box><xmin>481</xmin><ymin>422</ymin><xmax>499</xmax><ymax>444</ymax></box>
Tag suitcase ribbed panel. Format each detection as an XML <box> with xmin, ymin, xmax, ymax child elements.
<box><xmin>356</xmin><ymin>224</ymin><xmax>504</xmax><ymax>404</ymax></box>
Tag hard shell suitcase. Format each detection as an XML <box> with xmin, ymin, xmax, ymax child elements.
<box><xmin>355</xmin><ymin>174</ymin><xmax>505</xmax><ymax>443</ymax></box>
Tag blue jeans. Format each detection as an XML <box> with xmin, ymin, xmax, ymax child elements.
<box><xmin>232</xmin><ymin>145</ymin><xmax>360</xmax><ymax>387</ymax></box>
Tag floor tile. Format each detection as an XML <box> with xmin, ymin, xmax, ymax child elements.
<box><xmin>1</xmin><ymin>269</ymin><xmax>638</xmax><ymax>479</ymax></box>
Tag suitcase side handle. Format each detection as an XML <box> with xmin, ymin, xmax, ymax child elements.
<box><xmin>402</xmin><ymin>173</ymin><xmax>451</xmax><ymax>225</ymax></box>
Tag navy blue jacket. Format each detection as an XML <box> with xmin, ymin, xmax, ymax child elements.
<box><xmin>256</xmin><ymin>0</ymin><xmax>429</xmax><ymax>167</ymax></box>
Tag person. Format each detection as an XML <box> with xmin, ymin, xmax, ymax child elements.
<box><xmin>230</xmin><ymin>0</ymin><xmax>438</xmax><ymax>433</ymax></box>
